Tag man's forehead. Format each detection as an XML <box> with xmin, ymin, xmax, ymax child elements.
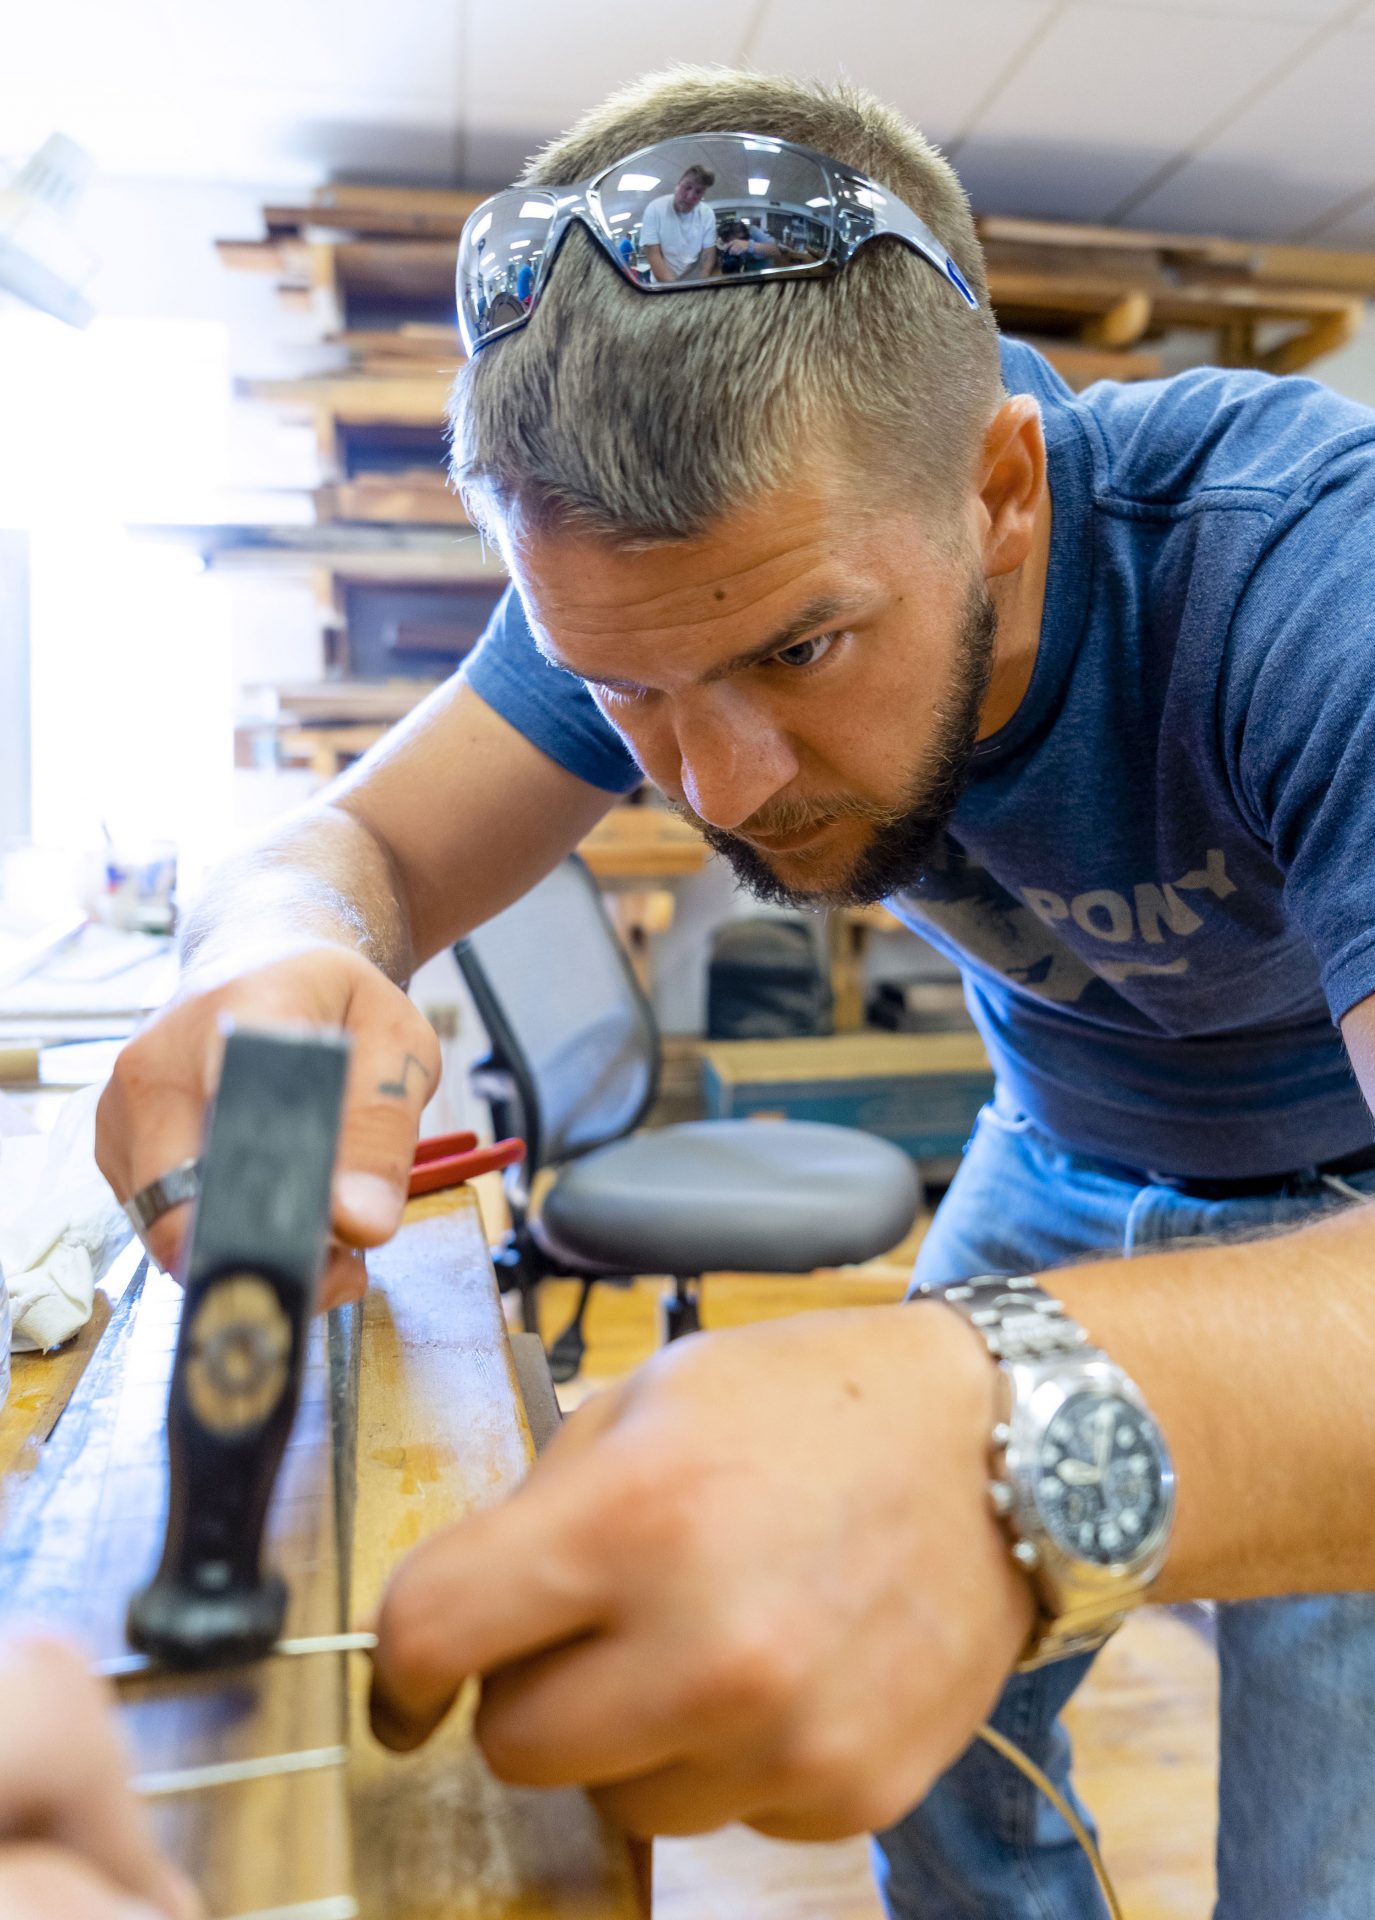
<box><xmin>512</xmin><ymin>505</ymin><xmax>868</xmax><ymax>681</ymax></box>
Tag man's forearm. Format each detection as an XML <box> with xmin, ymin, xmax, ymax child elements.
<box><xmin>179</xmin><ymin>805</ymin><xmax>416</xmax><ymax>986</ymax></box>
<box><xmin>1044</xmin><ymin>1201</ymin><xmax>1375</xmax><ymax>1601</ymax></box>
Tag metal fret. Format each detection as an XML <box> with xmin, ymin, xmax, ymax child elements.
<box><xmin>99</xmin><ymin>1629</ymin><xmax>378</xmax><ymax>1685</ymax></box>
<box><xmin>225</xmin><ymin>1901</ymin><xmax>359</xmax><ymax>1920</ymax></box>
<box><xmin>133</xmin><ymin>1743</ymin><xmax>350</xmax><ymax>1800</ymax></box>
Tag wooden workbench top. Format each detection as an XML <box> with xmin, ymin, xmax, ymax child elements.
<box><xmin>0</xmin><ymin>1191</ymin><xmax>648</xmax><ymax>1917</ymax></box>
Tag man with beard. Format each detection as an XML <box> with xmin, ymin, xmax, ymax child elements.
<box><xmin>99</xmin><ymin>70</ymin><xmax>1375</xmax><ymax>1920</ymax></box>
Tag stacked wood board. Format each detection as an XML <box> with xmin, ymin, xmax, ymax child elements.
<box><xmin>221</xmin><ymin>187</ymin><xmax>1375</xmax><ymax>509</ymax></box>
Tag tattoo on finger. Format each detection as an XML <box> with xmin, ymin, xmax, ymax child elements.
<box><xmin>377</xmin><ymin>1053</ymin><xmax>432</xmax><ymax>1099</ymax></box>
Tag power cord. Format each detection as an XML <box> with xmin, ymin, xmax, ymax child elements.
<box><xmin>977</xmin><ymin>1723</ymin><xmax>1124</xmax><ymax>1920</ymax></box>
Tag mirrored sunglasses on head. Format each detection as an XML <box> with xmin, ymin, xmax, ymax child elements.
<box><xmin>456</xmin><ymin>130</ymin><xmax>980</xmax><ymax>355</ymax></box>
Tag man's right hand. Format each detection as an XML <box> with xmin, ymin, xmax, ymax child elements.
<box><xmin>95</xmin><ymin>943</ymin><xmax>441</xmax><ymax>1304</ymax></box>
<box><xmin>0</xmin><ymin>1635</ymin><xmax>201</xmax><ymax>1919</ymax></box>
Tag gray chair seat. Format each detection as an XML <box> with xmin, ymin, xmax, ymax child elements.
<box><xmin>535</xmin><ymin>1119</ymin><xmax>921</xmax><ymax>1276</ymax></box>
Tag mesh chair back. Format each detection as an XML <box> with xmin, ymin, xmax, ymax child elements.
<box><xmin>456</xmin><ymin>855</ymin><xmax>660</xmax><ymax>1174</ymax></box>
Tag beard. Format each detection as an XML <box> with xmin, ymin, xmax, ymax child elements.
<box><xmin>672</xmin><ymin>575</ymin><xmax>998</xmax><ymax>909</ymax></box>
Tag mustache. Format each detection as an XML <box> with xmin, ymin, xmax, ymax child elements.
<box><xmin>667</xmin><ymin>786</ymin><xmax>906</xmax><ymax>842</ymax></box>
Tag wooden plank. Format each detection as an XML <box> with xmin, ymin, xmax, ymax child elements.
<box><xmin>264</xmin><ymin>190</ymin><xmax>485</xmax><ymax>241</ymax></box>
<box><xmin>331</xmin><ymin>325</ymin><xmax>465</xmax><ymax>371</ymax></box>
<box><xmin>579</xmin><ymin>806</ymin><xmax>708</xmax><ymax>882</ymax></box>
<box><xmin>978</xmin><ymin>214</ymin><xmax>1249</xmax><ymax>259</ymax></box>
<box><xmin>348</xmin><ymin>1193</ymin><xmax>648</xmax><ymax>1918</ymax></box>
<box><xmin>1021</xmin><ymin>339</ymin><xmax>1164</xmax><ymax>387</ymax></box>
<box><xmin>276</xmin><ymin>722</ymin><xmax>389</xmax><ymax>780</ymax></box>
<box><xmin>216</xmin><ymin>236</ymin><xmax>313</xmax><ymax>281</ymax></box>
<box><xmin>215</xmin><ymin>237</ymin><xmax>293</xmax><ymax>275</ymax></box>
<box><xmin>990</xmin><ymin>265</ymin><xmax>1359</xmax><ymax>324</ymax></box>
<box><xmin>1081</xmin><ymin>291</ymin><xmax>1152</xmax><ymax>348</ymax></box>
<box><xmin>978</xmin><ymin>213</ymin><xmax>1375</xmax><ymax>294</ymax></box>
<box><xmin>134</xmin><ymin>522</ymin><xmax>505</xmax><ymax>583</ymax></box>
<box><xmin>308</xmin><ymin>238</ymin><xmax>346</xmax><ymax>336</ymax></box>
<box><xmin>318</xmin><ymin>475</ymin><xmax>470</xmax><ymax>527</ymax></box>
<box><xmin>271</xmin><ymin>679</ymin><xmax>436</xmax><ymax>723</ymax></box>
<box><xmin>1259</xmin><ymin>302</ymin><xmax>1364</xmax><ymax>374</ymax></box>
<box><xmin>0</xmin><ymin>1265</ymin><xmax>354</xmax><ymax>1917</ymax></box>
<box><xmin>311</xmin><ymin>184</ymin><xmax>485</xmax><ymax>222</ymax></box>
<box><xmin>1239</xmin><ymin>243</ymin><xmax>1375</xmax><ymax>297</ymax></box>
<box><xmin>239</xmin><ymin>373</ymin><xmax>450</xmax><ymax>427</ymax></box>
<box><xmin>702</xmin><ymin>1031</ymin><xmax>990</xmax><ymax>1086</ymax></box>
<box><xmin>334</xmin><ymin>240</ymin><xmax>459</xmax><ymax>304</ymax></box>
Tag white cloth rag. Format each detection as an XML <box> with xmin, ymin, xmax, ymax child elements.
<box><xmin>0</xmin><ymin>1083</ymin><xmax>131</xmax><ymax>1352</ymax></box>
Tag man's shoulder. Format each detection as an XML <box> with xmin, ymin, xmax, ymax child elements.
<box><xmin>1001</xmin><ymin>335</ymin><xmax>1375</xmax><ymax>518</ymax></box>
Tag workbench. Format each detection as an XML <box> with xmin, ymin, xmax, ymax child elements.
<box><xmin>0</xmin><ymin>1189</ymin><xmax>649</xmax><ymax>1919</ymax></box>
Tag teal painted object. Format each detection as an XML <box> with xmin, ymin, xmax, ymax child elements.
<box><xmin>700</xmin><ymin>1035</ymin><xmax>994</xmax><ymax>1163</ymax></box>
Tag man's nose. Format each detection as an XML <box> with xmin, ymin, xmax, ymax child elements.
<box><xmin>673</xmin><ymin>691</ymin><xmax>798</xmax><ymax>832</ymax></box>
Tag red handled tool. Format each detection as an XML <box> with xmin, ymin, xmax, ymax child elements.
<box><xmin>408</xmin><ymin>1129</ymin><xmax>525</xmax><ymax>1198</ymax></box>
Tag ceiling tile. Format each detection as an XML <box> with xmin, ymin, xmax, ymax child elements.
<box><xmin>951</xmin><ymin>1</ymin><xmax>1309</xmax><ymax>220</ymax></box>
<box><xmin>745</xmin><ymin>0</ymin><xmax>1058</xmax><ymax>149</ymax></box>
<box><xmin>463</xmin><ymin>0</ymin><xmax>752</xmax><ymax>132</ymax></box>
<box><xmin>1298</xmin><ymin>190</ymin><xmax>1375</xmax><ymax>248</ymax></box>
<box><xmin>1126</xmin><ymin>23</ymin><xmax>1375</xmax><ymax>237</ymax></box>
<box><xmin>461</xmin><ymin>0</ymin><xmax>1058</xmax><ymax>190</ymax></box>
<box><xmin>174</xmin><ymin>0</ymin><xmax>463</xmax><ymax>111</ymax></box>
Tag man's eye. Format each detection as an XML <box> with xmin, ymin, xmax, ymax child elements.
<box><xmin>774</xmin><ymin>632</ymin><xmax>836</xmax><ymax>669</ymax></box>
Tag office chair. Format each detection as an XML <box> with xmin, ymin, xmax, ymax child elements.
<box><xmin>456</xmin><ymin>856</ymin><xmax>921</xmax><ymax>1382</ymax></box>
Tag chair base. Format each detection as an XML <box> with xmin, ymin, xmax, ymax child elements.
<box><xmin>492</xmin><ymin>1225</ymin><xmax>705</xmax><ymax>1383</ymax></box>
<box><xmin>662</xmin><ymin>1277</ymin><xmax>701</xmax><ymax>1344</ymax></box>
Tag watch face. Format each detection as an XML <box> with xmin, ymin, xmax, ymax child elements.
<box><xmin>1034</xmin><ymin>1391</ymin><xmax>1169</xmax><ymax>1567</ymax></box>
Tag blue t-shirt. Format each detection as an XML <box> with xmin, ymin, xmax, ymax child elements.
<box><xmin>462</xmin><ymin>338</ymin><xmax>1375</xmax><ymax>1179</ymax></box>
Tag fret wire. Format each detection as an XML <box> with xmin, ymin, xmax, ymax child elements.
<box><xmin>222</xmin><ymin>1900</ymin><xmax>359</xmax><ymax>1920</ymax></box>
<box><xmin>132</xmin><ymin>1743</ymin><xmax>350</xmax><ymax>1799</ymax></box>
<box><xmin>99</xmin><ymin>1630</ymin><xmax>378</xmax><ymax>1684</ymax></box>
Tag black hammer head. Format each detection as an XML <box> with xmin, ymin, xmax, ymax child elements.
<box><xmin>126</xmin><ymin>1025</ymin><xmax>349</xmax><ymax>1669</ymax></box>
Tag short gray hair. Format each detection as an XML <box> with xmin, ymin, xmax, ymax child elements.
<box><xmin>450</xmin><ymin>67</ymin><xmax>1002</xmax><ymax>546</ymax></box>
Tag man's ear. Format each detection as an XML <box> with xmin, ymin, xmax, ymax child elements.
<box><xmin>976</xmin><ymin>396</ymin><xmax>1046</xmax><ymax>580</ymax></box>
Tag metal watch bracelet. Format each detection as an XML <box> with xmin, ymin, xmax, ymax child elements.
<box><xmin>917</xmin><ymin>1274</ymin><xmax>1169</xmax><ymax>1671</ymax></box>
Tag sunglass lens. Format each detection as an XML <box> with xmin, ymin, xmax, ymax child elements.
<box><xmin>458</xmin><ymin>191</ymin><xmax>561</xmax><ymax>348</ymax></box>
<box><xmin>589</xmin><ymin>138</ymin><xmax>832</xmax><ymax>284</ymax></box>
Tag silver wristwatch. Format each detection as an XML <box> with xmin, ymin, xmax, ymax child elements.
<box><xmin>920</xmin><ymin>1275</ymin><xmax>1176</xmax><ymax>1670</ymax></box>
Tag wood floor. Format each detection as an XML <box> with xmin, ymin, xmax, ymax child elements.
<box><xmin>527</xmin><ymin>1246</ymin><xmax>1219</xmax><ymax>1920</ymax></box>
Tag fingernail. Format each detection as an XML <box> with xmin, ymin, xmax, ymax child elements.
<box><xmin>334</xmin><ymin>1172</ymin><xmax>404</xmax><ymax>1237</ymax></box>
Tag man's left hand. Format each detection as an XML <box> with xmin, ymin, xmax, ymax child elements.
<box><xmin>369</xmin><ymin>1305</ymin><xmax>1033</xmax><ymax>1841</ymax></box>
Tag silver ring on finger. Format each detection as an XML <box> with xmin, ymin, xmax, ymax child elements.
<box><xmin>124</xmin><ymin>1157</ymin><xmax>203</xmax><ymax>1234</ymax></box>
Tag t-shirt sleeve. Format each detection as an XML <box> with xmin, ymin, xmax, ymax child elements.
<box><xmin>460</xmin><ymin>583</ymin><xmax>643</xmax><ymax>794</ymax></box>
<box><xmin>1222</xmin><ymin>448</ymin><xmax>1375</xmax><ymax>1022</ymax></box>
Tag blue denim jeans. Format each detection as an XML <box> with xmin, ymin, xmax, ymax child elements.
<box><xmin>874</xmin><ymin>1089</ymin><xmax>1375</xmax><ymax>1920</ymax></box>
